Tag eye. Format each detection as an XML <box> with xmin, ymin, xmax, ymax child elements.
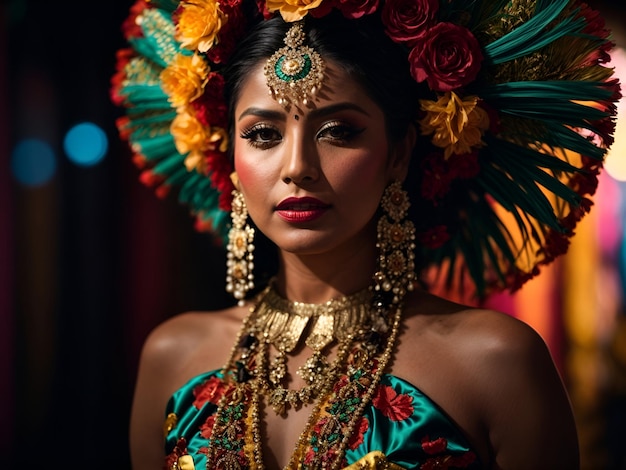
<box><xmin>317</xmin><ymin>121</ymin><xmax>364</xmax><ymax>144</ymax></box>
<box><xmin>240</xmin><ymin>123</ymin><xmax>282</xmax><ymax>149</ymax></box>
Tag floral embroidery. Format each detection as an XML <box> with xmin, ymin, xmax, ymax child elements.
<box><xmin>199</xmin><ymin>415</ymin><xmax>216</xmax><ymax>439</ymax></box>
<box><xmin>348</xmin><ymin>416</ymin><xmax>369</xmax><ymax>450</ymax></box>
<box><xmin>165</xmin><ymin>437</ymin><xmax>192</xmax><ymax>470</ymax></box>
<box><xmin>420</xmin><ymin>436</ymin><xmax>477</xmax><ymax>469</ymax></box>
<box><xmin>192</xmin><ymin>375</ymin><xmax>227</xmax><ymax>409</ymax></box>
<box><xmin>372</xmin><ymin>384</ymin><xmax>414</xmax><ymax>422</ymax></box>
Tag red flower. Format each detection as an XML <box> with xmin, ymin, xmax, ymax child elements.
<box><xmin>336</xmin><ymin>0</ymin><xmax>379</xmax><ymax>19</ymax></box>
<box><xmin>408</xmin><ymin>22</ymin><xmax>483</xmax><ymax>92</ymax></box>
<box><xmin>309</xmin><ymin>0</ymin><xmax>336</xmax><ymax>17</ymax></box>
<box><xmin>347</xmin><ymin>417</ymin><xmax>369</xmax><ymax>450</ymax></box>
<box><xmin>193</xmin><ymin>72</ymin><xmax>228</xmax><ymax>128</ymax></box>
<box><xmin>372</xmin><ymin>384</ymin><xmax>414</xmax><ymax>421</ymax></box>
<box><xmin>381</xmin><ymin>0</ymin><xmax>438</xmax><ymax>45</ymax></box>
<box><xmin>420</xmin><ymin>152</ymin><xmax>453</xmax><ymax>201</ymax></box>
<box><xmin>207</xmin><ymin>6</ymin><xmax>247</xmax><ymax>63</ymax></box>
<box><xmin>418</xmin><ymin>225</ymin><xmax>451</xmax><ymax>249</ymax></box>
<box><xmin>448</xmin><ymin>152</ymin><xmax>480</xmax><ymax>180</ymax></box>
<box><xmin>192</xmin><ymin>376</ymin><xmax>227</xmax><ymax>409</ymax></box>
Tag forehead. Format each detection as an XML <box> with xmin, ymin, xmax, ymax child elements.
<box><xmin>234</xmin><ymin>60</ymin><xmax>382</xmax><ymax>118</ymax></box>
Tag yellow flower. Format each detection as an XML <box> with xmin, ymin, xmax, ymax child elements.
<box><xmin>171</xmin><ymin>107</ymin><xmax>210</xmax><ymax>154</ymax></box>
<box><xmin>160</xmin><ymin>54</ymin><xmax>210</xmax><ymax>108</ymax></box>
<box><xmin>176</xmin><ymin>0</ymin><xmax>227</xmax><ymax>53</ymax></box>
<box><xmin>171</xmin><ymin>108</ymin><xmax>229</xmax><ymax>172</ymax></box>
<box><xmin>266</xmin><ymin>0</ymin><xmax>324</xmax><ymax>22</ymax></box>
<box><xmin>419</xmin><ymin>91</ymin><xmax>490</xmax><ymax>158</ymax></box>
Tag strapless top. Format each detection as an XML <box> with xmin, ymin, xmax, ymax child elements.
<box><xmin>163</xmin><ymin>370</ymin><xmax>480</xmax><ymax>469</ymax></box>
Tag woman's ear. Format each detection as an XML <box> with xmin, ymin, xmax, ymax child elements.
<box><xmin>230</xmin><ymin>171</ymin><xmax>241</xmax><ymax>190</ymax></box>
<box><xmin>388</xmin><ymin>123</ymin><xmax>417</xmax><ymax>182</ymax></box>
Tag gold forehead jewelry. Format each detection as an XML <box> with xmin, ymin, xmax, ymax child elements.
<box><xmin>264</xmin><ymin>21</ymin><xmax>325</xmax><ymax>107</ymax></box>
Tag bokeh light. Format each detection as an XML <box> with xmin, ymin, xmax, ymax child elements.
<box><xmin>11</xmin><ymin>138</ymin><xmax>57</xmax><ymax>187</ymax></box>
<box><xmin>63</xmin><ymin>122</ymin><xmax>108</xmax><ymax>167</ymax></box>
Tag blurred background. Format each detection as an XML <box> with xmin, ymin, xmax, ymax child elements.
<box><xmin>1</xmin><ymin>0</ymin><xmax>625</xmax><ymax>468</ymax></box>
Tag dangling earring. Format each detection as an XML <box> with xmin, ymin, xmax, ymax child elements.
<box><xmin>374</xmin><ymin>181</ymin><xmax>416</xmax><ymax>305</ymax></box>
<box><xmin>226</xmin><ymin>190</ymin><xmax>255</xmax><ymax>306</ymax></box>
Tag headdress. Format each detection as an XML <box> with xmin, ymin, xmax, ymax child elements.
<box><xmin>111</xmin><ymin>0</ymin><xmax>621</xmax><ymax>299</ymax></box>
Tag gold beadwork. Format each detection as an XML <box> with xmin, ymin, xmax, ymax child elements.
<box><xmin>226</xmin><ymin>190</ymin><xmax>255</xmax><ymax>305</ymax></box>
<box><xmin>374</xmin><ymin>181</ymin><xmax>417</xmax><ymax>304</ymax></box>
<box><xmin>249</xmin><ymin>284</ymin><xmax>375</xmax><ymax>414</ymax></box>
<box><xmin>264</xmin><ymin>21</ymin><xmax>325</xmax><ymax>107</ymax></box>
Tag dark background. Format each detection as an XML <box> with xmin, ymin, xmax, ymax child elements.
<box><xmin>1</xmin><ymin>1</ymin><xmax>625</xmax><ymax>468</ymax></box>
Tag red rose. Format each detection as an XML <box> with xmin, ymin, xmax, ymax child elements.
<box><xmin>381</xmin><ymin>0</ymin><xmax>438</xmax><ymax>45</ymax></box>
<box><xmin>409</xmin><ymin>22</ymin><xmax>483</xmax><ymax>92</ymax></box>
<box><xmin>309</xmin><ymin>0</ymin><xmax>336</xmax><ymax>18</ymax></box>
<box><xmin>336</xmin><ymin>0</ymin><xmax>379</xmax><ymax>19</ymax></box>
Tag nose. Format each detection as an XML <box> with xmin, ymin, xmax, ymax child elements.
<box><xmin>280</xmin><ymin>135</ymin><xmax>320</xmax><ymax>185</ymax></box>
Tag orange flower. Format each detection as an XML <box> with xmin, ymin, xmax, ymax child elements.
<box><xmin>160</xmin><ymin>54</ymin><xmax>210</xmax><ymax>108</ymax></box>
<box><xmin>266</xmin><ymin>0</ymin><xmax>324</xmax><ymax>22</ymax></box>
<box><xmin>171</xmin><ymin>108</ymin><xmax>210</xmax><ymax>154</ymax></box>
<box><xmin>177</xmin><ymin>0</ymin><xmax>227</xmax><ymax>53</ymax></box>
<box><xmin>419</xmin><ymin>91</ymin><xmax>489</xmax><ymax>158</ymax></box>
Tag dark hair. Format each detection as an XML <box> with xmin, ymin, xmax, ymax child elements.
<box><xmin>222</xmin><ymin>11</ymin><xmax>422</xmax><ymax>145</ymax></box>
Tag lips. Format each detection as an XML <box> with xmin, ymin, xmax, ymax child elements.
<box><xmin>275</xmin><ymin>197</ymin><xmax>331</xmax><ymax>223</ymax></box>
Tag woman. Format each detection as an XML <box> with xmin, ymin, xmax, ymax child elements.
<box><xmin>112</xmin><ymin>0</ymin><xmax>620</xmax><ymax>468</ymax></box>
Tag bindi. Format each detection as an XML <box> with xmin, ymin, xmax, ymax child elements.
<box><xmin>294</xmin><ymin>114</ymin><xmax>300</xmax><ymax>121</ymax></box>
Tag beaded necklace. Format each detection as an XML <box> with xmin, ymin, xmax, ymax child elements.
<box><xmin>203</xmin><ymin>285</ymin><xmax>403</xmax><ymax>469</ymax></box>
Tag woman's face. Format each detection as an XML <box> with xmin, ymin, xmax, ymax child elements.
<box><xmin>233</xmin><ymin>60</ymin><xmax>409</xmax><ymax>256</ymax></box>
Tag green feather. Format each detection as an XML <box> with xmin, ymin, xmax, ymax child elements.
<box><xmin>484</xmin><ymin>0</ymin><xmax>586</xmax><ymax>65</ymax></box>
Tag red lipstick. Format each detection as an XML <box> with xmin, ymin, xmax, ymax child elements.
<box><xmin>275</xmin><ymin>197</ymin><xmax>331</xmax><ymax>223</ymax></box>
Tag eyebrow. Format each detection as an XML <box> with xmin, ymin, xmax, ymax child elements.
<box><xmin>237</xmin><ymin>102</ymin><xmax>371</xmax><ymax>122</ymax></box>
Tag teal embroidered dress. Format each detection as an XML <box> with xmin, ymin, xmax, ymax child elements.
<box><xmin>163</xmin><ymin>370</ymin><xmax>480</xmax><ymax>469</ymax></box>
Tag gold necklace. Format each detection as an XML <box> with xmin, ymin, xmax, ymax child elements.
<box><xmin>248</xmin><ymin>285</ymin><xmax>377</xmax><ymax>414</ymax></box>
<box><xmin>205</xmin><ymin>286</ymin><xmax>404</xmax><ymax>469</ymax></box>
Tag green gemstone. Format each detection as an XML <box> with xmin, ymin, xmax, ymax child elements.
<box><xmin>274</xmin><ymin>54</ymin><xmax>312</xmax><ymax>82</ymax></box>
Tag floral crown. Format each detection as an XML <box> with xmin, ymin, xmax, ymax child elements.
<box><xmin>112</xmin><ymin>0</ymin><xmax>621</xmax><ymax>298</ymax></box>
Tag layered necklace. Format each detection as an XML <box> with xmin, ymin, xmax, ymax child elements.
<box><xmin>204</xmin><ymin>282</ymin><xmax>404</xmax><ymax>469</ymax></box>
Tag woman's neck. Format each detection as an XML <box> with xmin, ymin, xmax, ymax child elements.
<box><xmin>273</xmin><ymin>237</ymin><xmax>377</xmax><ymax>304</ymax></box>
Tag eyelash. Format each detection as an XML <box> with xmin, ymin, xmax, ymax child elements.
<box><xmin>240</xmin><ymin>124</ymin><xmax>280</xmax><ymax>150</ymax></box>
<box><xmin>239</xmin><ymin>121</ymin><xmax>364</xmax><ymax>150</ymax></box>
<box><xmin>317</xmin><ymin>121</ymin><xmax>364</xmax><ymax>143</ymax></box>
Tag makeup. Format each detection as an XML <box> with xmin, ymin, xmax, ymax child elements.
<box><xmin>275</xmin><ymin>197</ymin><xmax>331</xmax><ymax>223</ymax></box>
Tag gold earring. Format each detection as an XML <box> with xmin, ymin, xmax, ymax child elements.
<box><xmin>374</xmin><ymin>181</ymin><xmax>416</xmax><ymax>305</ymax></box>
<box><xmin>226</xmin><ymin>190</ymin><xmax>255</xmax><ymax>306</ymax></box>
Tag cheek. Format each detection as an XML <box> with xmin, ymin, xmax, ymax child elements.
<box><xmin>329</xmin><ymin>146</ymin><xmax>390</xmax><ymax>191</ymax></box>
<box><xmin>233</xmin><ymin>148</ymin><xmax>254</xmax><ymax>189</ymax></box>
<box><xmin>233</xmin><ymin>146</ymin><xmax>270</xmax><ymax>194</ymax></box>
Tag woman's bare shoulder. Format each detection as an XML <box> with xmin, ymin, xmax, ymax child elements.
<box><xmin>396</xmin><ymin>291</ymin><xmax>579</xmax><ymax>469</ymax></box>
<box><xmin>139</xmin><ymin>305</ymin><xmax>247</xmax><ymax>382</ymax></box>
